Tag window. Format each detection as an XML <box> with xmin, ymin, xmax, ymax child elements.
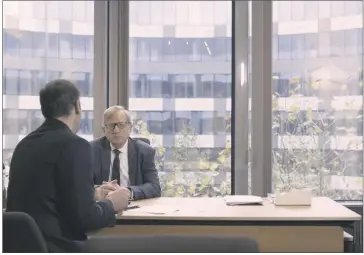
<box><xmin>4</xmin><ymin>30</ymin><xmax>20</xmax><ymax>56</ymax></box>
<box><xmin>129</xmin><ymin>1</ymin><xmax>232</xmax><ymax>197</ymax></box>
<box><xmin>174</xmin><ymin>75</ymin><xmax>187</xmax><ymax>98</ymax></box>
<box><xmin>2</xmin><ymin>1</ymin><xmax>95</xmax><ymax>165</ymax></box>
<box><xmin>86</xmin><ymin>36</ymin><xmax>94</xmax><ymax>59</ymax></box>
<box><xmin>31</xmin><ymin>71</ymin><xmax>46</xmax><ymax>95</ymax></box>
<box><xmin>213</xmin><ymin>74</ymin><xmax>227</xmax><ymax>98</ymax></box>
<box><xmin>345</xmin><ymin>29</ymin><xmax>360</xmax><ymax>56</ymax></box>
<box><xmin>33</xmin><ymin>32</ymin><xmax>46</xmax><ymax>57</ymax></box>
<box><xmin>4</xmin><ymin>69</ymin><xmax>19</xmax><ymax>95</ymax></box>
<box><xmin>19</xmin><ymin>70</ymin><xmax>32</xmax><ymax>95</ymax></box>
<box><xmin>19</xmin><ymin>31</ymin><xmax>33</xmax><ymax>57</ymax></box>
<box><xmin>305</xmin><ymin>33</ymin><xmax>318</xmax><ymax>58</ymax></box>
<box><xmin>72</xmin><ymin>72</ymin><xmax>89</xmax><ymax>97</ymax></box>
<box><xmin>48</xmin><ymin>34</ymin><xmax>59</xmax><ymax>58</ymax></box>
<box><xmin>136</xmin><ymin>39</ymin><xmax>150</xmax><ymax>61</ymax></box>
<box><xmin>272</xmin><ymin>1</ymin><xmax>363</xmax><ymax>201</ymax></box>
<box><xmin>148</xmin><ymin>75</ymin><xmax>163</xmax><ymax>98</ymax></box>
<box><xmin>278</xmin><ymin>35</ymin><xmax>291</xmax><ymax>59</ymax></box>
<box><xmin>291</xmin><ymin>34</ymin><xmax>305</xmax><ymax>59</ymax></box>
<box><xmin>149</xmin><ymin>39</ymin><xmax>163</xmax><ymax>62</ymax></box>
<box><xmin>73</xmin><ymin>35</ymin><xmax>87</xmax><ymax>59</ymax></box>
<box><xmin>59</xmin><ymin>34</ymin><xmax>72</xmax><ymax>59</ymax></box>
<box><xmin>199</xmin><ymin>74</ymin><xmax>213</xmax><ymax>98</ymax></box>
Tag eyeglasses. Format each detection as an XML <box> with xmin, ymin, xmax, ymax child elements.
<box><xmin>104</xmin><ymin>122</ymin><xmax>130</xmax><ymax>131</ymax></box>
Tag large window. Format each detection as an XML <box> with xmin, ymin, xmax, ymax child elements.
<box><xmin>129</xmin><ymin>1</ymin><xmax>232</xmax><ymax>197</ymax></box>
<box><xmin>2</xmin><ymin>1</ymin><xmax>95</xmax><ymax>165</ymax></box>
<box><xmin>272</xmin><ymin>1</ymin><xmax>363</xmax><ymax>200</ymax></box>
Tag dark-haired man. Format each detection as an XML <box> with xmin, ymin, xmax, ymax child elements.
<box><xmin>6</xmin><ymin>79</ymin><xmax>130</xmax><ymax>252</ymax></box>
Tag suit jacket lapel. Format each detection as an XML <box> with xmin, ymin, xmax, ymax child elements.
<box><xmin>128</xmin><ymin>138</ymin><xmax>137</xmax><ymax>185</ymax></box>
<box><xmin>101</xmin><ymin>137</ymin><xmax>111</xmax><ymax>182</ymax></box>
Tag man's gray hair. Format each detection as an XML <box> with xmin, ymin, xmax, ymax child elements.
<box><xmin>103</xmin><ymin>105</ymin><xmax>132</xmax><ymax>124</ymax></box>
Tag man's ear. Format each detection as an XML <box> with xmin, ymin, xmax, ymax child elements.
<box><xmin>75</xmin><ymin>100</ymin><xmax>81</xmax><ymax>115</ymax></box>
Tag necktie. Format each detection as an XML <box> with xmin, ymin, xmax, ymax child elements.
<box><xmin>112</xmin><ymin>149</ymin><xmax>121</xmax><ymax>185</ymax></box>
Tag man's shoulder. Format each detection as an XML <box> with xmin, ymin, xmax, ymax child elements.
<box><xmin>89</xmin><ymin>136</ymin><xmax>105</xmax><ymax>148</ymax></box>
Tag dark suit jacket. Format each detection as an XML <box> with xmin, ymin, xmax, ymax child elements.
<box><xmin>6</xmin><ymin>119</ymin><xmax>116</xmax><ymax>252</ymax></box>
<box><xmin>90</xmin><ymin>137</ymin><xmax>161</xmax><ymax>200</ymax></box>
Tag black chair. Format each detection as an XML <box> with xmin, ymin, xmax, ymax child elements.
<box><xmin>134</xmin><ymin>137</ymin><xmax>151</xmax><ymax>145</ymax></box>
<box><xmin>3</xmin><ymin>212</ymin><xmax>48</xmax><ymax>253</ymax></box>
<box><xmin>83</xmin><ymin>235</ymin><xmax>260</xmax><ymax>253</ymax></box>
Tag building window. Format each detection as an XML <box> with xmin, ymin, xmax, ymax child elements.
<box><xmin>19</xmin><ymin>31</ymin><xmax>33</xmax><ymax>57</ymax></box>
<box><xmin>33</xmin><ymin>32</ymin><xmax>46</xmax><ymax>57</ymax></box>
<box><xmin>305</xmin><ymin>33</ymin><xmax>318</xmax><ymax>58</ymax></box>
<box><xmin>199</xmin><ymin>74</ymin><xmax>213</xmax><ymax>98</ymax></box>
<box><xmin>72</xmin><ymin>72</ymin><xmax>89</xmax><ymax>97</ymax></box>
<box><xmin>174</xmin><ymin>75</ymin><xmax>187</xmax><ymax>98</ymax></box>
<box><xmin>161</xmin><ymin>75</ymin><xmax>173</xmax><ymax>98</ymax></box>
<box><xmin>4</xmin><ymin>30</ymin><xmax>20</xmax><ymax>56</ymax></box>
<box><xmin>48</xmin><ymin>33</ymin><xmax>59</xmax><ymax>58</ymax></box>
<box><xmin>162</xmin><ymin>39</ymin><xmax>175</xmax><ymax>62</ymax></box>
<box><xmin>86</xmin><ymin>36</ymin><xmax>94</xmax><ymax>59</ymax></box>
<box><xmin>148</xmin><ymin>74</ymin><xmax>163</xmax><ymax>98</ymax></box>
<box><xmin>136</xmin><ymin>39</ymin><xmax>150</xmax><ymax>62</ymax></box>
<box><xmin>73</xmin><ymin>35</ymin><xmax>86</xmax><ymax>59</ymax></box>
<box><xmin>213</xmin><ymin>74</ymin><xmax>227</xmax><ymax>98</ymax></box>
<box><xmin>31</xmin><ymin>71</ymin><xmax>46</xmax><ymax>95</ymax></box>
<box><xmin>278</xmin><ymin>35</ymin><xmax>291</xmax><ymax>59</ymax></box>
<box><xmin>291</xmin><ymin>34</ymin><xmax>305</xmax><ymax>59</ymax></box>
<box><xmin>19</xmin><ymin>70</ymin><xmax>32</xmax><ymax>95</ymax></box>
<box><xmin>4</xmin><ymin>69</ymin><xmax>19</xmax><ymax>95</ymax></box>
<box><xmin>149</xmin><ymin>38</ymin><xmax>163</xmax><ymax>62</ymax></box>
<box><xmin>345</xmin><ymin>29</ymin><xmax>360</xmax><ymax>56</ymax></box>
<box><xmin>59</xmin><ymin>34</ymin><xmax>73</xmax><ymax>59</ymax></box>
<box><xmin>201</xmin><ymin>38</ymin><xmax>214</xmax><ymax>62</ymax></box>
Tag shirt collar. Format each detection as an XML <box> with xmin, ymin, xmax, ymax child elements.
<box><xmin>110</xmin><ymin>139</ymin><xmax>128</xmax><ymax>154</ymax></box>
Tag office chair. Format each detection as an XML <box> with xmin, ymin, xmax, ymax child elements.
<box><xmin>83</xmin><ymin>235</ymin><xmax>260</xmax><ymax>253</ymax></box>
<box><xmin>3</xmin><ymin>212</ymin><xmax>48</xmax><ymax>253</ymax></box>
<box><xmin>134</xmin><ymin>137</ymin><xmax>151</xmax><ymax>145</ymax></box>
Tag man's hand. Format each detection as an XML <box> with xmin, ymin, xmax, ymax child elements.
<box><xmin>94</xmin><ymin>186</ymin><xmax>109</xmax><ymax>201</ymax></box>
<box><xmin>102</xmin><ymin>179</ymin><xmax>120</xmax><ymax>192</ymax></box>
<box><xmin>94</xmin><ymin>180</ymin><xmax>120</xmax><ymax>201</ymax></box>
<box><xmin>106</xmin><ymin>187</ymin><xmax>131</xmax><ymax>212</ymax></box>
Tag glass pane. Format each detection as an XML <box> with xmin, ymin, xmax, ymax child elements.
<box><xmin>272</xmin><ymin>1</ymin><xmax>363</xmax><ymax>200</ymax></box>
<box><xmin>2</xmin><ymin>1</ymin><xmax>95</xmax><ymax>167</ymax></box>
<box><xmin>129</xmin><ymin>1</ymin><xmax>232</xmax><ymax>197</ymax></box>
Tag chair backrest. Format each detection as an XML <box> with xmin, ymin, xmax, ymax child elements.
<box><xmin>134</xmin><ymin>137</ymin><xmax>151</xmax><ymax>145</ymax></box>
<box><xmin>3</xmin><ymin>212</ymin><xmax>48</xmax><ymax>253</ymax></box>
<box><xmin>84</xmin><ymin>235</ymin><xmax>260</xmax><ymax>253</ymax></box>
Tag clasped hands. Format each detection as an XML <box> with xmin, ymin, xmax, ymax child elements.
<box><xmin>95</xmin><ymin>180</ymin><xmax>131</xmax><ymax>212</ymax></box>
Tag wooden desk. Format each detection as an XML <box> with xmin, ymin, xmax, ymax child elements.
<box><xmin>89</xmin><ymin>197</ymin><xmax>361</xmax><ymax>252</ymax></box>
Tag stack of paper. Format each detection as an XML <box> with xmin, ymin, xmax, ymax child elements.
<box><xmin>224</xmin><ymin>195</ymin><xmax>263</xmax><ymax>206</ymax></box>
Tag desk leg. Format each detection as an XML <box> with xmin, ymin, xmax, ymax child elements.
<box><xmin>353</xmin><ymin>221</ymin><xmax>362</xmax><ymax>253</ymax></box>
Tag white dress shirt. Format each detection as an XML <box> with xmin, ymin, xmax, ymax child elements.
<box><xmin>110</xmin><ymin>140</ymin><xmax>129</xmax><ymax>187</ymax></box>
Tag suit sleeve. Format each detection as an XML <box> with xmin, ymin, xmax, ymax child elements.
<box><xmin>130</xmin><ymin>147</ymin><xmax>161</xmax><ymax>200</ymax></box>
<box><xmin>57</xmin><ymin>138</ymin><xmax>116</xmax><ymax>233</ymax></box>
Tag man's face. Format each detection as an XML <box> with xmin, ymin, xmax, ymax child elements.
<box><xmin>71</xmin><ymin>99</ymin><xmax>82</xmax><ymax>133</ymax></box>
<box><xmin>103</xmin><ymin>110</ymin><xmax>132</xmax><ymax>148</ymax></box>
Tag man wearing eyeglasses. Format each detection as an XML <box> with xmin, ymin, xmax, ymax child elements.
<box><xmin>90</xmin><ymin>106</ymin><xmax>161</xmax><ymax>201</ymax></box>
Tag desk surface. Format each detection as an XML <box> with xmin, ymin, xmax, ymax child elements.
<box><xmin>120</xmin><ymin>197</ymin><xmax>361</xmax><ymax>221</ymax></box>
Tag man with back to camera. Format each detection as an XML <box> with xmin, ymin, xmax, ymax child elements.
<box><xmin>91</xmin><ymin>106</ymin><xmax>161</xmax><ymax>201</ymax></box>
<box><xmin>6</xmin><ymin>79</ymin><xmax>130</xmax><ymax>252</ymax></box>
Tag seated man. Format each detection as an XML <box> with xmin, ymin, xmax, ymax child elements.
<box><xmin>91</xmin><ymin>106</ymin><xmax>161</xmax><ymax>201</ymax></box>
<box><xmin>6</xmin><ymin>80</ymin><xmax>130</xmax><ymax>252</ymax></box>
